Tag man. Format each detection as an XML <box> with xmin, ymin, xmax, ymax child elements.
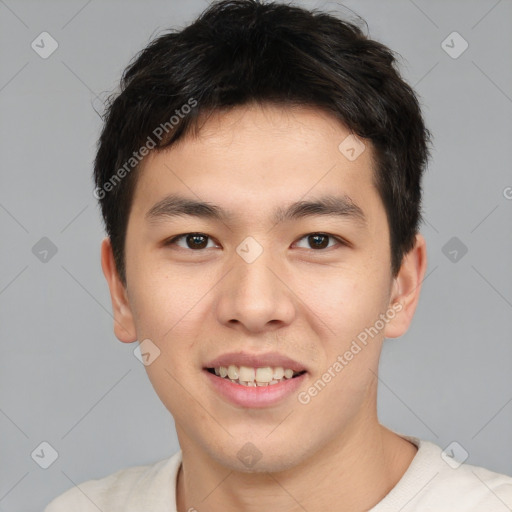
<box><xmin>45</xmin><ymin>0</ymin><xmax>512</xmax><ymax>510</ymax></box>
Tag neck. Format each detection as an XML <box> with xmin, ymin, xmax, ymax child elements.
<box><xmin>176</xmin><ymin>395</ymin><xmax>417</xmax><ymax>512</ymax></box>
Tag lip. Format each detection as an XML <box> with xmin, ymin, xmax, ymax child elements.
<box><xmin>204</xmin><ymin>351</ymin><xmax>307</xmax><ymax>373</ymax></box>
<box><xmin>204</xmin><ymin>368</ymin><xmax>307</xmax><ymax>408</ymax></box>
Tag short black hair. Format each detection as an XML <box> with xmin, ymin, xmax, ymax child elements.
<box><xmin>94</xmin><ymin>0</ymin><xmax>432</xmax><ymax>284</ymax></box>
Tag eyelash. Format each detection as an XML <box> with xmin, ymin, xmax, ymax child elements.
<box><xmin>163</xmin><ymin>232</ymin><xmax>347</xmax><ymax>252</ymax></box>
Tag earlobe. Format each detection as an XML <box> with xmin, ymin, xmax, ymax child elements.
<box><xmin>384</xmin><ymin>233</ymin><xmax>427</xmax><ymax>339</ymax></box>
<box><xmin>100</xmin><ymin>237</ymin><xmax>138</xmax><ymax>343</ymax></box>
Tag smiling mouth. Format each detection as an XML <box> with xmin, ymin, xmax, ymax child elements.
<box><xmin>206</xmin><ymin>365</ymin><xmax>307</xmax><ymax>386</ymax></box>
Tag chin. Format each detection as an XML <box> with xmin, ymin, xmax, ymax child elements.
<box><xmin>206</xmin><ymin>437</ymin><xmax>312</xmax><ymax>474</ymax></box>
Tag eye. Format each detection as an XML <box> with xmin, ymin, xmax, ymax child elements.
<box><xmin>164</xmin><ymin>232</ymin><xmax>346</xmax><ymax>251</ymax></box>
<box><xmin>165</xmin><ymin>233</ymin><xmax>218</xmax><ymax>250</ymax></box>
<box><xmin>294</xmin><ymin>232</ymin><xmax>344</xmax><ymax>250</ymax></box>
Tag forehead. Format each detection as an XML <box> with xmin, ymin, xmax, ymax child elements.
<box><xmin>131</xmin><ymin>103</ymin><xmax>383</xmax><ymax>231</ymax></box>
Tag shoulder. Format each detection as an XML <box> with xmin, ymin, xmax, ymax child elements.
<box><xmin>380</xmin><ymin>435</ymin><xmax>512</xmax><ymax>511</ymax></box>
<box><xmin>426</xmin><ymin>454</ymin><xmax>512</xmax><ymax>509</ymax></box>
<box><xmin>44</xmin><ymin>451</ymin><xmax>182</xmax><ymax>512</ymax></box>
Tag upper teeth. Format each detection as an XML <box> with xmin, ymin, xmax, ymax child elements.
<box><xmin>213</xmin><ymin>365</ymin><xmax>299</xmax><ymax>386</ymax></box>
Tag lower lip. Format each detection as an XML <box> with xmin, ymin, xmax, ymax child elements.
<box><xmin>204</xmin><ymin>369</ymin><xmax>307</xmax><ymax>408</ymax></box>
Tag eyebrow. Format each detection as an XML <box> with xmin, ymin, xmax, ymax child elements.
<box><xmin>146</xmin><ymin>193</ymin><xmax>367</xmax><ymax>227</ymax></box>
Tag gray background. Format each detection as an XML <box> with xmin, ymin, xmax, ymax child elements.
<box><xmin>1</xmin><ymin>0</ymin><xmax>511</xmax><ymax>510</ymax></box>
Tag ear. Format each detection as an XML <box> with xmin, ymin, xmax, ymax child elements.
<box><xmin>100</xmin><ymin>237</ymin><xmax>137</xmax><ymax>343</ymax></box>
<box><xmin>384</xmin><ymin>233</ymin><xmax>427</xmax><ymax>339</ymax></box>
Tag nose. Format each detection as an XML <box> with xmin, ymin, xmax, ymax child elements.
<box><xmin>214</xmin><ymin>247</ymin><xmax>296</xmax><ymax>333</ymax></box>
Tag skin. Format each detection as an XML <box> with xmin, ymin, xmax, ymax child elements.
<box><xmin>101</xmin><ymin>103</ymin><xmax>427</xmax><ymax>512</ymax></box>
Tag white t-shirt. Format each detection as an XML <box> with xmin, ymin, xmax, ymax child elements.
<box><xmin>44</xmin><ymin>433</ymin><xmax>512</xmax><ymax>511</ymax></box>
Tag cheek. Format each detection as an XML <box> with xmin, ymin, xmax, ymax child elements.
<box><xmin>297</xmin><ymin>264</ymin><xmax>390</xmax><ymax>395</ymax></box>
<box><xmin>127</xmin><ymin>261</ymin><xmax>207</xmax><ymax>339</ymax></box>
<box><xmin>129</xmin><ymin>266</ymin><xmax>208</xmax><ymax>412</ymax></box>
<box><xmin>295</xmin><ymin>274</ymin><xmax>385</xmax><ymax>412</ymax></box>
<box><xmin>304</xmin><ymin>268</ymin><xmax>386</xmax><ymax>337</ymax></box>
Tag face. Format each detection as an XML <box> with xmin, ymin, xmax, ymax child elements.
<box><xmin>102</xmin><ymin>103</ymin><xmax>425</xmax><ymax>472</ymax></box>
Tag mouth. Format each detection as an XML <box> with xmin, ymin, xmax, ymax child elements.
<box><xmin>203</xmin><ymin>353</ymin><xmax>309</xmax><ymax>408</ymax></box>
<box><xmin>205</xmin><ymin>365</ymin><xmax>307</xmax><ymax>387</ymax></box>
<box><xmin>203</xmin><ymin>352</ymin><xmax>309</xmax><ymax>407</ymax></box>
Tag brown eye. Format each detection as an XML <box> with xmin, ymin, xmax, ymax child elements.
<box><xmin>166</xmin><ymin>233</ymin><xmax>216</xmax><ymax>250</ymax></box>
<box><xmin>308</xmin><ymin>234</ymin><xmax>329</xmax><ymax>249</ymax></box>
<box><xmin>185</xmin><ymin>233</ymin><xmax>209</xmax><ymax>249</ymax></box>
<box><xmin>295</xmin><ymin>233</ymin><xmax>342</xmax><ymax>250</ymax></box>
